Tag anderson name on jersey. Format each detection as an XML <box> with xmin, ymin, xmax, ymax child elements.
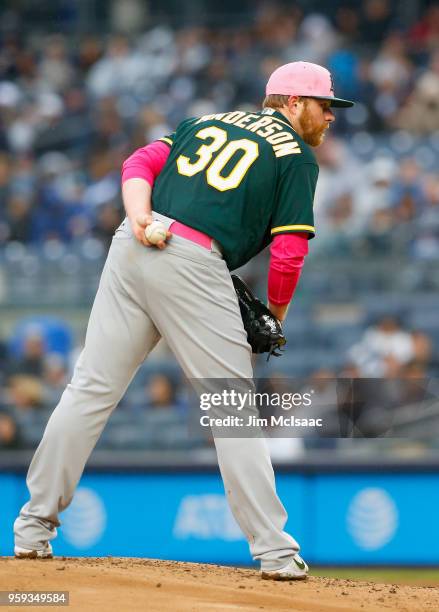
<box><xmin>194</xmin><ymin>109</ymin><xmax>302</xmax><ymax>158</ymax></box>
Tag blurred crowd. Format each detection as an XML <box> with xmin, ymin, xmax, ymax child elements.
<box><xmin>314</xmin><ymin>140</ymin><xmax>439</xmax><ymax>258</ymax></box>
<box><xmin>347</xmin><ymin>315</ymin><xmax>433</xmax><ymax>378</ymax></box>
<box><xmin>1</xmin><ymin>0</ymin><xmax>439</xmax><ymax>454</ymax></box>
<box><xmin>0</xmin><ymin>312</ymin><xmax>437</xmax><ymax>452</ymax></box>
<box><xmin>0</xmin><ymin>1</ymin><xmax>438</xmax><ymax>251</ymax></box>
<box><xmin>0</xmin><ymin>323</ymin><xmax>190</xmax><ymax>449</ymax></box>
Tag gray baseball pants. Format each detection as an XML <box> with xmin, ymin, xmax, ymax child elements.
<box><xmin>14</xmin><ymin>215</ymin><xmax>299</xmax><ymax>570</ymax></box>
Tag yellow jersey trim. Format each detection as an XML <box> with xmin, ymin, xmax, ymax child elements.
<box><xmin>159</xmin><ymin>137</ymin><xmax>173</xmax><ymax>146</ymax></box>
<box><xmin>271</xmin><ymin>224</ymin><xmax>315</xmax><ymax>234</ymax></box>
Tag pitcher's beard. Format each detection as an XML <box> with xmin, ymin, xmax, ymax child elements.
<box><xmin>298</xmin><ymin>107</ymin><xmax>328</xmax><ymax>147</ymax></box>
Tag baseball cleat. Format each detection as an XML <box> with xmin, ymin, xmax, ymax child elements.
<box><xmin>261</xmin><ymin>554</ymin><xmax>309</xmax><ymax>580</ymax></box>
<box><xmin>14</xmin><ymin>542</ymin><xmax>53</xmax><ymax>559</ymax></box>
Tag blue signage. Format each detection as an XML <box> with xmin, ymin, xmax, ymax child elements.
<box><xmin>1</xmin><ymin>471</ymin><xmax>438</xmax><ymax>564</ymax></box>
<box><xmin>312</xmin><ymin>474</ymin><xmax>439</xmax><ymax>564</ymax></box>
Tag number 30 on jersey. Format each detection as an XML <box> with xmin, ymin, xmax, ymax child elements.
<box><xmin>176</xmin><ymin>126</ymin><xmax>259</xmax><ymax>192</ymax></box>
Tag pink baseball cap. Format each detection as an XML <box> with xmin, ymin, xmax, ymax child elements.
<box><xmin>266</xmin><ymin>61</ymin><xmax>354</xmax><ymax>108</ymax></box>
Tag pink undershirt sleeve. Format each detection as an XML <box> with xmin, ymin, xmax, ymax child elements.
<box><xmin>121</xmin><ymin>140</ymin><xmax>170</xmax><ymax>186</ymax></box>
<box><xmin>268</xmin><ymin>233</ymin><xmax>309</xmax><ymax>306</ymax></box>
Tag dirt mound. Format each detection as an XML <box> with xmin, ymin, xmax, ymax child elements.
<box><xmin>1</xmin><ymin>557</ymin><xmax>438</xmax><ymax>611</ymax></box>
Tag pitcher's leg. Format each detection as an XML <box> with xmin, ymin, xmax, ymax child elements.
<box><xmin>14</xmin><ymin>243</ymin><xmax>160</xmax><ymax>550</ymax></box>
<box><xmin>146</xmin><ymin>247</ymin><xmax>298</xmax><ymax>570</ymax></box>
<box><xmin>214</xmin><ymin>437</ymin><xmax>299</xmax><ymax>570</ymax></box>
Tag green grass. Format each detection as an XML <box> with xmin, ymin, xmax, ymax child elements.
<box><xmin>311</xmin><ymin>567</ymin><xmax>439</xmax><ymax>586</ymax></box>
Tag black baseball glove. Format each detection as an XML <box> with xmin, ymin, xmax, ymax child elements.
<box><xmin>231</xmin><ymin>274</ymin><xmax>286</xmax><ymax>359</ymax></box>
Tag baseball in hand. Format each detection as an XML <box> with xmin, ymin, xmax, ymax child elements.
<box><xmin>144</xmin><ymin>220</ymin><xmax>167</xmax><ymax>245</ymax></box>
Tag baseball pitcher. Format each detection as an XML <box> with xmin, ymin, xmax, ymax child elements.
<box><xmin>14</xmin><ymin>62</ymin><xmax>353</xmax><ymax>579</ymax></box>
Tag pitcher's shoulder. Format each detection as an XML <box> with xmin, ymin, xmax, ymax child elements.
<box><xmin>276</xmin><ymin>136</ymin><xmax>318</xmax><ymax>171</ymax></box>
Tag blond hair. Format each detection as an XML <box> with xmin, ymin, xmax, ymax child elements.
<box><xmin>262</xmin><ymin>94</ymin><xmax>290</xmax><ymax>109</ymax></box>
<box><xmin>262</xmin><ymin>94</ymin><xmax>309</xmax><ymax>110</ymax></box>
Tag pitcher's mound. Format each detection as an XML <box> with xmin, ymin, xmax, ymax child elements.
<box><xmin>1</xmin><ymin>557</ymin><xmax>438</xmax><ymax>611</ymax></box>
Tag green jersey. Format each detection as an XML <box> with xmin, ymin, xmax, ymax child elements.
<box><xmin>152</xmin><ymin>109</ymin><xmax>319</xmax><ymax>270</ymax></box>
